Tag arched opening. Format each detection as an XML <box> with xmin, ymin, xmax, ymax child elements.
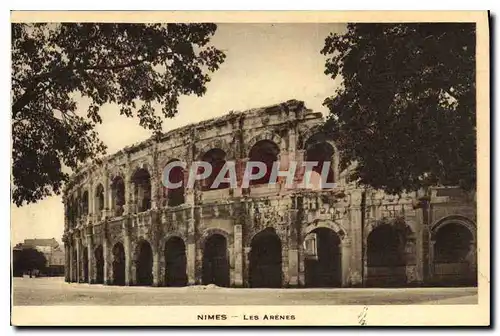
<box><xmin>135</xmin><ymin>240</ymin><xmax>153</xmax><ymax>286</ymax></box>
<box><xmin>304</xmin><ymin>228</ymin><xmax>342</xmax><ymax>287</ymax></box>
<box><xmin>433</xmin><ymin>222</ymin><xmax>476</xmax><ymax>286</ymax></box>
<box><xmin>248</xmin><ymin>140</ymin><xmax>280</xmax><ymax>186</ymax></box>
<box><xmin>95</xmin><ymin>184</ymin><xmax>104</xmax><ymax>213</ymax></box>
<box><xmin>112</xmin><ymin>242</ymin><xmax>125</xmax><ymax>286</ymax></box>
<box><xmin>249</xmin><ymin>228</ymin><xmax>282</xmax><ymax>288</ymax></box>
<box><xmin>367</xmin><ymin>224</ymin><xmax>409</xmax><ymax>287</ymax></box>
<box><xmin>164</xmin><ymin>159</ymin><xmax>185</xmax><ymax>207</ymax></box>
<box><xmin>94</xmin><ymin>245</ymin><xmax>104</xmax><ymax>284</ymax></box>
<box><xmin>81</xmin><ymin>190</ymin><xmax>89</xmax><ymax>217</ymax></box>
<box><xmin>111</xmin><ymin>176</ymin><xmax>125</xmax><ymax>217</ymax></box>
<box><xmin>132</xmin><ymin>168</ymin><xmax>152</xmax><ymax>213</ymax></box>
<box><xmin>164</xmin><ymin>237</ymin><xmax>188</xmax><ymax>286</ymax></box>
<box><xmin>202</xmin><ymin>234</ymin><xmax>229</xmax><ymax>287</ymax></box>
<box><xmin>81</xmin><ymin>246</ymin><xmax>89</xmax><ymax>283</ymax></box>
<box><xmin>304</xmin><ymin>135</ymin><xmax>335</xmax><ymax>189</ymax></box>
<box><xmin>200</xmin><ymin>148</ymin><xmax>229</xmax><ymax>191</ymax></box>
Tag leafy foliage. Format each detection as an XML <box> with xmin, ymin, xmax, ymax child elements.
<box><xmin>13</xmin><ymin>247</ymin><xmax>48</xmax><ymax>276</ymax></box>
<box><xmin>321</xmin><ymin>23</ymin><xmax>476</xmax><ymax>194</ymax></box>
<box><xmin>12</xmin><ymin>23</ymin><xmax>226</xmax><ymax>206</ymax></box>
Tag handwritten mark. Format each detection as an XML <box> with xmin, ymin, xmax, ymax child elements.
<box><xmin>358</xmin><ymin>307</ymin><xmax>368</xmax><ymax>326</ymax></box>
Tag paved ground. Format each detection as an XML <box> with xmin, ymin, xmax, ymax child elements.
<box><xmin>12</xmin><ymin>277</ymin><xmax>478</xmax><ymax>306</ymax></box>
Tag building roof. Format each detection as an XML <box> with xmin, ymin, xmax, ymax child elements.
<box><xmin>23</xmin><ymin>238</ymin><xmax>59</xmax><ymax>248</ymax></box>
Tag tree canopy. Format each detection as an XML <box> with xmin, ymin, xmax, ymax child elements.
<box><xmin>12</xmin><ymin>23</ymin><xmax>226</xmax><ymax>206</ymax></box>
<box><xmin>13</xmin><ymin>247</ymin><xmax>47</xmax><ymax>276</ymax></box>
<box><xmin>321</xmin><ymin>23</ymin><xmax>476</xmax><ymax>194</ymax></box>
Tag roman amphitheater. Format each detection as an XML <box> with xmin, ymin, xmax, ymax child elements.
<box><xmin>62</xmin><ymin>100</ymin><xmax>477</xmax><ymax>288</ymax></box>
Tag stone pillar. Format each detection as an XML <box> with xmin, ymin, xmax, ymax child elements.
<box><xmin>341</xmin><ymin>238</ymin><xmax>352</xmax><ymax>287</ymax></box>
<box><xmin>75</xmin><ymin>238</ymin><xmax>81</xmax><ymax>283</ymax></box>
<box><xmin>349</xmin><ymin>192</ymin><xmax>364</xmax><ymax>286</ymax></box>
<box><xmin>86</xmin><ymin>230</ymin><xmax>94</xmax><ymax>284</ymax></box>
<box><xmin>125</xmin><ymin>172</ymin><xmax>132</xmax><ymax>215</ymax></box>
<box><xmin>287</xmin><ymin>214</ymin><xmax>300</xmax><ymax>287</ymax></box>
<box><xmin>153</xmin><ymin>247</ymin><xmax>160</xmax><ymax>286</ymax></box>
<box><xmin>298</xmin><ymin>242</ymin><xmax>305</xmax><ymax>287</ymax></box>
<box><xmin>122</xmin><ymin>220</ymin><xmax>132</xmax><ymax>286</ymax></box>
<box><xmin>186</xmin><ymin>207</ymin><xmax>197</xmax><ymax>285</ymax></box>
<box><xmin>70</xmin><ymin>242</ymin><xmax>75</xmax><ymax>282</ymax></box>
<box><xmin>233</xmin><ymin>224</ymin><xmax>243</xmax><ymax>287</ymax></box>
<box><xmin>428</xmin><ymin>239</ymin><xmax>436</xmax><ymax>282</ymax></box>
<box><xmin>64</xmin><ymin>243</ymin><xmax>70</xmax><ymax>282</ymax></box>
<box><xmin>243</xmin><ymin>246</ymin><xmax>251</xmax><ymax>287</ymax></box>
<box><xmin>103</xmin><ymin>227</ymin><xmax>111</xmax><ymax>285</ymax></box>
<box><xmin>104</xmin><ymin>172</ymin><xmax>112</xmax><ymax>218</ymax></box>
<box><xmin>281</xmin><ymin>230</ymin><xmax>290</xmax><ymax>287</ymax></box>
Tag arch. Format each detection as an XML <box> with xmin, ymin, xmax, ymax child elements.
<box><xmin>111</xmin><ymin>242</ymin><xmax>125</xmax><ymax>286</ymax></box>
<box><xmin>431</xmin><ymin>216</ymin><xmax>476</xmax><ymax>286</ymax></box>
<box><xmin>200</xmin><ymin>148</ymin><xmax>230</xmax><ymax>191</ymax></box>
<box><xmin>163</xmin><ymin>158</ymin><xmax>185</xmax><ymax>207</ymax></box>
<box><xmin>366</xmin><ymin>223</ymin><xmax>413</xmax><ymax>287</ymax></box>
<box><xmin>246</xmin><ymin>131</ymin><xmax>285</xmax><ymax>154</ymax></box>
<box><xmin>304</xmin><ymin>227</ymin><xmax>342</xmax><ymax>287</ymax></box>
<box><xmin>249</xmin><ymin>227</ymin><xmax>282</xmax><ymax>288</ymax></box>
<box><xmin>94</xmin><ymin>183</ymin><xmax>105</xmax><ymax>213</ymax></box>
<box><xmin>81</xmin><ymin>246</ymin><xmax>89</xmax><ymax>283</ymax></box>
<box><xmin>111</xmin><ymin>176</ymin><xmax>125</xmax><ymax>217</ymax></box>
<box><xmin>134</xmin><ymin>239</ymin><xmax>153</xmax><ymax>286</ymax></box>
<box><xmin>198</xmin><ymin>228</ymin><xmax>232</xmax><ymax>249</ymax></box>
<box><xmin>248</xmin><ymin>139</ymin><xmax>280</xmax><ymax>186</ymax></box>
<box><xmin>303</xmin><ymin>220</ymin><xmax>347</xmax><ymax>240</ymax></box>
<box><xmin>202</xmin><ymin>233</ymin><xmax>230</xmax><ymax>287</ymax></box>
<box><xmin>131</xmin><ymin>168</ymin><xmax>152</xmax><ymax>213</ymax></box>
<box><xmin>197</xmin><ymin>138</ymin><xmax>233</xmax><ymax>161</ymax></box>
<box><xmin>303</xmin><ymin>133</ymin><xmax>339</xmax><ymax>188</ymax></box>
<box><xmin>431</xmin><ymin>215</ymin><xmax>476</xmax><ymax>241</ymax></box>
<box><xmin>94</xmin><ymin>245</ymin><xmax>104</xmax><ymax>284</ymax></box>
<box><xmin>164</xmin><ymin>236</ymin><xmax>188</xmax><ymax>287</ymax></box>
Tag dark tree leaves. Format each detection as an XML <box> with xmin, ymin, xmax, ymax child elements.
<box><xmin>13</xmin><ymin>248</ymin><xmax>48</xmax><ymax>275</ymax></box>
<box><xmin>12</xmin><ymin>23</ymin><xmax>226</xmax><ymax>206</ymax></box>
<box><xmin>321</xmin><ymin>23</ymin><xmax>476</xmax><ymax>194</ymax></box>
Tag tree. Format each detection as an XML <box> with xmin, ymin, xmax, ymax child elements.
<box><xmin>321</xmin><ymin>23</ymin><xmax>476</xmax><ymax>194</ymax></box>
<box><xmin>12</xmin><ymin>23</ymin><xmax>226</xmax><ymax>206</ymax></box>
<box><xmin>13</xmin><ymin>247</ymin><xmax>48</xmax><ymax>277</ymax></box>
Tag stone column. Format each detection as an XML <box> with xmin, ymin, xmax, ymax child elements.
<box><xmin>287</xmin><ymin>214</ymin><xmax>300</xmax><ymax>287</ymax></box>
<box><xmin>103</xmin><ymin>225</ymin><xmax>111</xmax><ymax>285</ymax></box>
<box><xmin>64</xmin><ymin>243</ymin><xmax>70</xmax><ymax>282</ymax></box>
<box><xmin>86</xmin><ymin>229</ymin><xmax>94</xmax><ymax>284</ymax></box>
<box><xmin>69</xmin><ymin>242</ymin><xmax>74</xmax><ymax>282</ymax></box>
<box><xmin>243</xmin><ymin>246</ymin><xmax>251</xmax><ymax>287</ymax></box>
<box><xmin>122</xmin><ymin>220</ymin><xmax>132</xmax><ymax>286</ymax></box>
<box><xmin>75</xmin><ymin>237</ymin><xmax>81</xmax><ymax>283</ymax></box>
<box><xmin>298</xmin><ymin>242</ymin><xmax>305</xmax><ymax>287</ymax></box>
<box><xmin>104</xmin><ymin>172</ymin><xmax>112</xmax><ymax>219</ymax></box>
<box><xmin>349</xmin><ymin>191</ymin><xmax>364</xmax><ymax>287</ymax></box>
<box><xmin>233</xmin><ymin>224</ymin><xmax>243</xmax><ymax>287</ymax></box>
<box><xmin>186</xmin><ymin>207</ymin><xmax>197</xmax><ymax>285</ymax></box>
<box><xmin>341</xmin><ymin>238</ymin><xmax>352</xmax><ymax>287</ymax></box>
<box><xmin>281</xmin><ymin>230</ymin><xmax>290</xmax><ymax>287</ymax></box>
<box><xmin>153</xmin><ymin>247</ymin><xmax>160</xmax><ymax>286</ymax></box>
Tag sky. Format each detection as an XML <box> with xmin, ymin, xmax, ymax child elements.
<box><xmin>10</xmin><ymin>23</ymin><xmax>346</xmax><ymax>245</ymax></box>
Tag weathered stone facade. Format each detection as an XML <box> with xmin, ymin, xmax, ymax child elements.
<box><xmin>62</xmin><ymin>100</ymin><xmax>477</xmax><ymax>288</ymax></box>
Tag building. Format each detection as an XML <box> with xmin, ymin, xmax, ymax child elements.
<box><xmin>62</xmin><ymin>100</ymin><xmax>477</xmax><ymax>288</ymax></box>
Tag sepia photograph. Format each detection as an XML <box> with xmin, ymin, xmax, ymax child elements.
<box><xmin>10</xmin><ymin>11</ymin><xmax>490</xmax><ymax>326</ymax></box>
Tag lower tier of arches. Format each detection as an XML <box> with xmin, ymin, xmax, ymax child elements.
<box><xmin>65</xmin><ymin>218</ymin><xmax>477</xmax><ymax>288</ymax></box>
